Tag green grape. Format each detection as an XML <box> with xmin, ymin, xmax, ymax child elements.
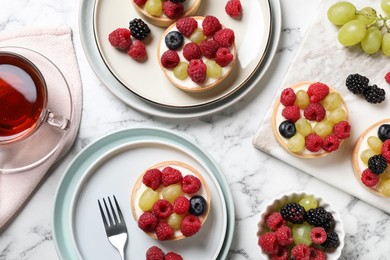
<box><xmin>292</xmin><ymin>223</ymin><xmax>313</xmax><ymax>246</ymax></box>
<box><xmin>162</xmin><ymin>183</ymin><xmax>183</xmax><ymax>203</ymax></box>
<box><xmin>173</xmin><ymin>62</ymin><xmax>188</xmax><ymax>80</ymax></box>
<box><xmin>313</xmin><ymin>120</ymin><xmax>333</xmax><ymax>138</ymax></box>
<box><xmin>360</xmin><ymin>148</ymin><xmax>376</xmax><ymax>165</ymax></box>
<box><xmin>298</xmin><ymin>196</ymin><xmax>318</xmax><ymax>211</ymax></box>
<box><xmin>367</xmin><ymin>136</ymin><xmax>383</xmax><ymax>154</ymax></box>
<box><xmin>328</xmin><ymin>108</ymin><xmax>346</xmax><ymax>124</ymax></box>
<box><xmin>382</xmin><ymin>33</ymin><xmax>390</xmax><ymax>57</ymax></box>
<box><xmin>167</xmin><ymin>213</ymin><xmax>183</xmax><ymax>230</ymax></box>
<box><xmin>323</xmin><ymin>92</ymin><xmax>342</xmax><ymax>111</ymax></box>
<box><xmin>356</xmin><ymin>7</ymin><xmax>377</xmax><ymax>25</ymax></box>
<box><xmin>144</xmin><ymin>0</ymin><xmax>163</xmax><ymax>16</ymax></box>
<box><xmin>327</xmin><ymin>2</ymin><xmax>357</xmax><ymax>25</ymax></box>
<box><xmin>338</xmin><ymin>19</ymin><xmax>367</xmax><ymax>46</ymax></box>
<box><xmin>206</xmin><ymin>60</ymin><xmax>222</xmax><ymax>78</ymax></box>
<box><xmin>139</xmin><ymin>188</ymin><xmax>159</xmax><ymax>211</ymax></box>
<box><xmin>287</xmin><ymin>134</ymin><xmax>305</xmax><ymax>153</ymax></box>
<box><xmin>380</xmin><ymin>179</ymin><xmax>390</xmax><ymax>197</ymax></box>
<box><xmin>294</xmin><ymin>90</ymin><xmax>310</xmax><ymax>109</ymax></box>
<box><xmin>190</xmin><ymin>28</ymin><xmax>206</xmax><ymax>44</ymax></box>
<box><xmin>295</xmin><ymin>118</ymin><xmax>312</xmax><ymax>137</ymax></box>
<box><xmin>361</xmin><ymin>27</ymin><xmax>383</xmax><ymax>54</ymax></box>
<box><xmin>382</xmin><ymin>0</ymin><xmax>390</xmax><ymax>14</ymax></box>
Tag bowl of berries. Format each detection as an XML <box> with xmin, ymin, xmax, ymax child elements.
<box><xmin>131</xmin><ymin>160</ymin><xmax>210</xmax><ymax>240</ymax></box>
<box><xmin>257</xmin><ymin>191</ymin><xmax>344</xmax><ymax>260</ymax></box>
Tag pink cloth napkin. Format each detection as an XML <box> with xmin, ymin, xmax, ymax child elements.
<box><xmin>0</xmin><ymin>27</ymin><xmax>82</xmax><ymax>231</ymax></box>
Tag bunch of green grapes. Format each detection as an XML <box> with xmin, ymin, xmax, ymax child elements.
<box><xmin>327</xmin><ymin>0</ymin><xmax>390</xmax><ymax>56</ymax></box>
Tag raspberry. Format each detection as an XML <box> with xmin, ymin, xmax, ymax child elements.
<box><xmin>162</xmin><ymin>1</ymin><xmax>184</xmax><ymax>19</ymax></box>
<box><xmin>128</xmin><ymin>40</ymin><xmax>147</xmax><ymax>61</ymax></box>
<box><xmin>176</xmin><ymin>17</ymin><xmax>198</xmax><ymax>37</ymax></box>
<box><xmin>307</xmin><ymin>82</ymin><xmax>329</xmax><ymax>103</ymax></box>
<box><xmin>280</xmin><ymin>202</ymin><xmax>306</xmax><ymax>224</ymax></box>
<box><xmin>213</xmin><ymin>28</ymin><xmax>235</xmax><ymax>47</ymax></box>
<box><xmin>146</xmin><ymin>246</ymin><xmax>165</xmax><ymax>260</ymax></box>
<box><xmin>155</xmin><ymin>221</ymin><xmax>174</xmax><ymax>240</ymax></box>
<box><xmin>270</xmin><ymin>247</ymin><xmax>288</xmax><ymax>260</ymax></box>
<box><xmin>309</xmin><ymin>247</ymin><xmax>326</xmax><ymax>260</ymax></box>
<box><xmin>225</xmin><ymin>0</ymin><xmax>242</xmax><ymax>17</ymax></box>
<box><xmin>274</xmin><ymin>226</ymin><xmax>293</xmax><ymax>246</ymax></box>
<box><xmin>173</xmin><ymin>196</ymin><xmax>190</xmax><ymax>214</ymax></box>
<box><xmin>368</xmin><ymin>154</ymin><xmax>387</xmax><ymax>174</ymax></box>
<box><xmin>108</xmin><ymin>28</ymin><xmax>131</xmax><ymax>50</ymax></box>
<box><xmin>180</xmin><ymin>215</ymin><xmax>201</xmax><ymax>237</ymax></box>
<box><xmin>182</xmin><ymin>174</ymin><xmax>201</xmax><ymax>194</ymax></box>
<box><xmin>161</xmin><ymin>50</ymin><xmax>180</xmax><ymax>69</ymax></box>
<box><xmin>215</xmin><ymin>47</ymin><xmax>234</xmax><ymax>67</ymax></box>
<box><xmin>385</xmin><ymin>72</ymin><xmax>390</xmax><ymax>84</ymax></box>
<box><xmin>153</xmin><ymin>199</ymin><xmax>173</xmax><ymax>219</ymax></box>
<box><xmin>305</xmin><ymin>133</ymin><xmax>323</xmax><ymax>152</ymax></box>
<box><xmin>291</xmin><ymin>244</ymin><xmax>310</xmax><ymax>260</ymax></box>
<box><xmin>138</xmin><ymin>212</ymin><xmax>159</xmax><ymax>232</ymax></box>
<box><xmin>165</xmin><ymin>252</ymin><xmax>183</xmax><ymax>260</ymax></box>
<box><xmin>281</xmin><ymin>105</ymin><xmax>300</xmax><ymax>123</ymax></box>
<box><xmin>199</xmin><ymin>39</ymin><xmax>220</xmax><ymax>59</ymax></box>
<box><xmin>303</xmin><ymin>103</ymin><xmax>326</xmax><ymax>122</ymax></box>
<box><xmin>142</xmin><ymin>168</ymin><xmax>162</xmax><ymax>190</ymax></box>
<box><xmin>162</xmin><ymin>166</ymin><xmax>183</xmax><ymax>186</ymax></box>
<box><xmin>280</xmin><ymin>88</ymin><xmax>296</xmax><ymax>106</ymax></box>
<box><xmin>183</xmin><ymin>42</ymin><xmax>202</xmax><ymax>61</ymax></box>
<box><xmin>310</xmin><ymin>227</ymin><xmax>327</xmax><ymax>244</ymax></box>
<box><xmin>265</xmin><ymin>212</ymin><xmax>287</xmax><ymax>231</ymax></box>
<box><xmin>201</xmin><ymin>15</ymin><xmax>222</xmax><ymax>36</ymax></box>
<box><xmin>381</xmin><ymin>139</ymin><xmax>390</xmax><ymax>163</ymax></box>
<box><xmin>333</xmin><ymin>121</ymin><xmax>351</xmax><ymax>139</ymax></box>
<box><xmin>187</xmin><ymin>59</ymin><xmax>207</xmax><ymax>84</ymax></box>
<box><xmin>258</xmin><ymin>232</ymin><xmax>279</xmax><ymax>255</ymax></box>
<box><xmin>134</xmin><ymin>0</ymin><xmax>147</xmax><ymax>6</ymax></box>
<box><xmin>322</xmin><ymin>134</ymin><xmax>340</xmax><ymax>152</ymax></box>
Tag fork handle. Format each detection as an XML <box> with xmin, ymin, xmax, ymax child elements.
<box><xmin>108</xmin><ymin>236</ymin><xmax>127</xmax><ymax>260</ymax></box>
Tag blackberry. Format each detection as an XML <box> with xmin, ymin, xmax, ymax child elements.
<box><xmin>321</xmin><ymin>212</ymin><xmax>335</xmax><ymax>232</ymax></box>
<box><xmin>346</xmin><ymin>73</ymin><xmax>369</xmax><ymax>94</ymax></box>
<box><xmin>363</xmin><ymin>84</ymin><xmax>386</xmax><ymax>104</ymax></box>
<box><xmin>305</xmin><ymin>207</ymin><xmax>329</xmax><ymax>226</ymax></box>
<box><xmin>129</xmin><ymin>18</ymin><xmax>151</xmax><ymax>40</ymax></box>
<box><xmin>280</xmin><ymin>202</ymin><xmax>306</xmax><ymax>224</ymax></box>
<box><xmin>321</xmin><ymin>231</ymin><xmax>340</xmax><ymax>249</ymax></box>
<box><xmin>368</xmin><ymin>154</ymin><xmax>388</xmax><ymax>174</ymax></box>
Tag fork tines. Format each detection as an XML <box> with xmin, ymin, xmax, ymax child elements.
<box><xmin>98</xmin><ymin>195</ymin><xmax>127</xmax><ymax>235</ymax></box>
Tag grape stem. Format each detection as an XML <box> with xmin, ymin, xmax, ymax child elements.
<box><xmin>356</xmin><ymin>10</ymin><xmax>390</xmax><ymax>32</ymax></box>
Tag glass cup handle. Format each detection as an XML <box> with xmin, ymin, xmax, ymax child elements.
<box><xmin>44</xmin><ymin>110</ymin><xmax>70</xmax><ymax>130</ymax></box>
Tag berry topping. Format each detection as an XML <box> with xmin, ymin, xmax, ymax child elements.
<box><xmin>258</xmin><ymin>232</ymin><xmax>279</xmax><ymax>255</ymax></box>
<box><xmin>161</xmin><ymin>50</ymin><xmax>180</xmax><ymax>69</ymax></box>
<box><xmin>278</xmin><ymin>120</ymin><xmax>296</xmax><ymax>139</ymax></box>
<box><xmin>153</xmin><ymin>199</ymin><xmax>173</xmax><ymax>219</ymax></box>
<box><xmin>322</xmin><ymin>134</ymin><xmax>340</xmax><ymax>152</ymax></box>
<box><xmin>199</xmin><ymin>39</ymin><xmax>220</xmax><ymax>59</ymax></box>
<box><xmin>378</xmin><ymin>124</ymin><xmax>390</xmax><ymax>142</ymax></box>
<box><xmin>321</xmin><ymin>231</ymin><xmax>340</xmax><ymax>249</ymax></box>
<box><xmin>134</xmin><ymin>0</ymin><xmax>147</xmax><ymax>7</ymax></box>
<box><xmin>309</xmin><ymin>247</ymin><xmax>326</xmax><ymax>260</ymax></box>
<box><xmin>201</xmin><ymin>16</ymin><xmax>222</xmax><ymax>36</ymax></box>
<box><xmin>368</xmin><ymin>154</ymin><xmax>387</xmax><ymax>174</ymax></box>
<box><xmin>213</xmin><ymin>28</ymin><xmax>235</xmax><ymax>47</ymax></box>
<box><xmin>129</xmin><ymin>18</ymin><xmax>151</xmax><ymax>40</ymax></box>
<box><xmin>146</xmin><ymin>246</ymin><xmax>165</xmax><ymax>260</ymax></box>
<box><xmin>265</xmin><ymin>212</ymin><xmax>287</xmax><ymax>231</ymax></box>
<box><xmin>156</xmin><ymin>221</ymin><xmax>174</xmax><ymax>240</ymax></box>
<box><xmin>385</xmin><ymin>72</ymin><xmax>390</xmax><ymax>84</ymax></box>
<box><xmin>333</xmin><ymin>121</ymin><xmax>351</xmax><ymax>139</ymax></box>
<box><xmin>180</xmin><ymin>215</ymin><xmax>201</xmax><ymax>237</ymax></box>
<box><xmin>189</xmin><ymin>195</ymin><xmax>207</xmax><ymax>216</ymax></box>
<box><xmin>165</xmin><ymin>31</ymin><xmax>184</xmax><ymax>50</ymax></box>
<box><xmin>142</xmin><ymin>168</ymin><xmax>162</xmax><ymax>190</ymax></box>
<box><xmin>128</xmin><ymin>40</ymin><xmax>147</xmax><ymax>61</ymax></box>
<box><xmin>270</xmin><ymin>247</ymin><xmax>289</xmax><ymax>260</ymax></box>
<box><xmin>183</xmin><ymin>42</ymin><xmax>202</xmax><ymax>61</ymax></box>
<box><xmin>363</xmin><ymin>84</ymin><xmax>386</xmax><ymax>104</ymax></box>
<box><xmin>108</xmin><ymin>28</ymin><xmax>131</xmax><ymax>50</ymax></box>
<box><xmin>162</xmin><ymin>1</ymin><xmax>184</xmax><ymax>19</ymax></box>
<box><xmin>176</xmin><ymin>17</ymin><xmax>198</xmax><ymax>38</ymax></box>
<box><xmin>182</xmin><ymin>174</ymin><xmax>201</xmax><ymax>194</ymax></box>
<box><xmin>305</xmin><ymin>207</ymin><xmax>330</xmax><ymax>227</ymax></box>
<box><xmin>305</xmin><ymin>133</ymin><xmax>323</xmax><ymax>152</ymax></box>
<box><xmin>280</xmin><ymin>88</ymin><xmax>296</xmax><ymax>106</ymax></box>
<box><xmin>274</xmin><ymin>226</ymin><xmax>294</xmax><ymax>246</ymax></box>
<box><xmin>281</xmin><ymin>105</ymin><xmax>300</xmax><ymax>123</ymax></box>
<box><xmin>215</xmin><ymin>47</ymin><xmax>234</xmax><ymax>67</ymax></box>
<box><xmin>173</xmin><ymin>196</ymin><xmax>190</xmax><ymax>214</ymax></box>
<box><xmin>162</xmin><ymin>166</ymin><xmax>183</xmax><ymax>186</ymax></box>
<box><xmin>307</xmin><ymin>82</ymin><xmax>330</xmax><ymax>103</ymax></box>
<box><xmin>346</xmin><ymin>73</ymin><xmax>369</xmax><ymax>94</ymax></box>
<box><xmin>165</xmin><ymin>252</ymin><xmax>183</xmax><ymax>260</ymax></box>
<box><xmin>225</xmin><ymin>0</ymin><xmax>242</xmax><ymax>17</ymax></box>
<box><xmin>138</xmin><ymin>212</ymin><xmax>159</xmax><ymax>232</ymax></box>
<box><xmin>303</xmin><ymin>103</ymin><xmax>326</xmax><ymax>122</ymax></box>
<box><xmin>310</xmin><ymin>227</ymin><xmax>327</xmax><ymax>244</ymax></box>
<box><xmin>291</xmin><ymin>244</ymin><xmax>311</xmax><ymax>259</ymax></box>
<box><xmin>361</xmin><ymin>168</ymin><xmax>380</xmax><ymax>187</ymax></box>
<box><xmin>280</xmin><ymin>202</ymin><xmax>306</xmax><ymax>224</ymax></box>
<box><xmin>187</xmin><ymin>59</ymin><xmax>207</xmax><ymax>84</ymax></box>
<box><xmin>382</xmin><ymin>139</ymin><xmax>390</xmax><ymax>163</ymax></box>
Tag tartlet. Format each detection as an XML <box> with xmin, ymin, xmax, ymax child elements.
<box><xmin>131</xmin><ymin>160</ymin><xmax>210</xmax><ymax>240</ymax></box>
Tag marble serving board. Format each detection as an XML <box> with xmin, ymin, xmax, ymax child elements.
<box><xmin>253</xmin><ymin>0</ymin><xmax>390</xmax><ymax>213</ymax></box>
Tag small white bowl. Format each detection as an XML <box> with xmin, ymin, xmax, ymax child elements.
<box><xmin>257</xmin><ymin>191</ymin><xmax>345</xmax><ymax>259</ymax></box>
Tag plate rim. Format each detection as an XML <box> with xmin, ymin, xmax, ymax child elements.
<box><xmin>53</xmin><ymin>127</ymin><xmax>235</xmax><ymax>260</ymax></box>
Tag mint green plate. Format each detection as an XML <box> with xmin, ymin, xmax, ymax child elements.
<box><xmin>53</xmin><ymin>127</ymin><xmax>235</xmax><ymax>259</ymax></box>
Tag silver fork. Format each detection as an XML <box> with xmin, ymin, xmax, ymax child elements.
<box><xmin>98</xmin><ymin>195</ymin><xmax>128</xmax><ymax>260</ymax></box>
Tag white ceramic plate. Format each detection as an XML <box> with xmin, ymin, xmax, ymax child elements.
<box><xmin>53</xmin><ymin>127</ymin><xmax>234</xmax><ymax>260</ymax></box>
<box><xmin>93</xmin><ymin>0</ymin><xmax>271</xmax><ymax>107</ymax></box>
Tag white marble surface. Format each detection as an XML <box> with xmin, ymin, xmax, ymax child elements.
<box><xmin>1</xmin><ymin>0</ymin><xmax>390</xmax><ymax>259</ymax></box>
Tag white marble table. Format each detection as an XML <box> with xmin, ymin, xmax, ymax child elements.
<box><xmin>1</xmin><ymin>0</ymin><xmax>390</xmax><ymax>259</ymax></box>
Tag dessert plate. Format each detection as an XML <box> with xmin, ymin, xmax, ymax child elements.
<box><xmin>53</xmin><ymin>127</ymin><xmax>235</xmax><ymax>259</ymax></box>
<box><xmin>93</xmin><ymin>0</ymin><xmax>271</xmax><ymax>107</ymax></box>
<box><xmin>0</xmin><ymin>46</ymin><xmax>72</xmax><ymax>173</ymax></box>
